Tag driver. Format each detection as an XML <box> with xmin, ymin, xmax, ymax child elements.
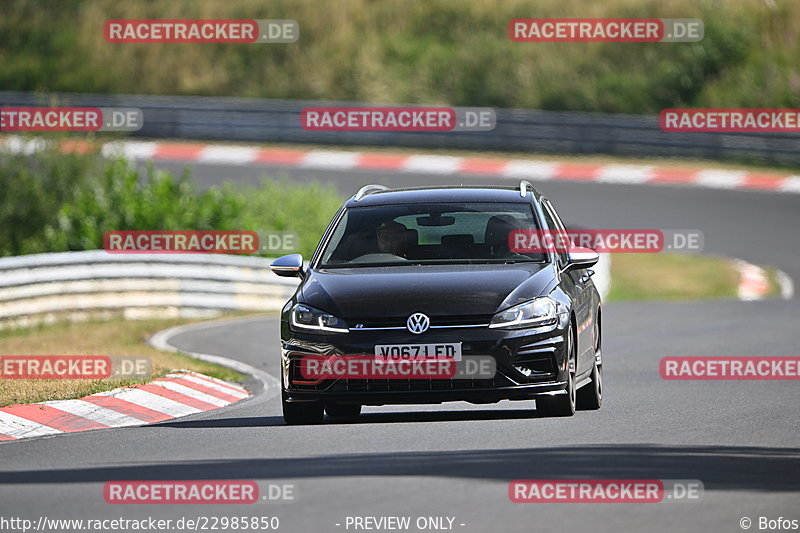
<box><xmin>376</xmin><ymin>221</ymin><xmax>408</xmax><ymax>257</ymax></box>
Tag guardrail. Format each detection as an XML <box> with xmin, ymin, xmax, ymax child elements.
<box><xmin>0</xmin><ymin>250</ymin><xmax>299</xmax><ymax>329</ymax></box>
<box><xmin>2</xmin><ymin>91</ymin><xmax>798</xmax><ymax>165</ymax></box>
<box><xmin>0</xmin><ymin>249</ymin><xmax>610</xmax><ymax>330</ymax></box>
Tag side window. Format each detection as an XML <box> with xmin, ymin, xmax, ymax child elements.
<box><xmin>541</xmin><ymin>200</ymin><xmax>569</xmax><ymax>267</ymax></box>
<box><xmin>319</xmin><ymin>210</ymin><xmax>351</xmax><ymax>264</ymax></box>
<box><xmin>545</xmin><ymin>200</ymin><xmax>569</xmax><ymax>234</ymax></box>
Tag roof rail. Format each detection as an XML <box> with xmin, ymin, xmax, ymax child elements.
<box><xmin>519</xmin><ymin>180</ymin><xmax>534</xmax><ymax>197</ymax></box>
<box><xmin>354</xmin><ymin>184</ymin><xmax>389</xmax><ymax>201</ymax></box>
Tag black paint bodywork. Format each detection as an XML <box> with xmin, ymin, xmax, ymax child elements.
<box><xmin>278</xmin><ymin>187</ymin><xmax>601</xmax><ymax>406</ymax></box>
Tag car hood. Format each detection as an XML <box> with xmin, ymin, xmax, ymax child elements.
<box><xmin>300</xmin><ymin>263</ymin><xmax>556</xmax><ymax>319</ymax></box>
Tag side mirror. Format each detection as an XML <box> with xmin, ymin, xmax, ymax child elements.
<box><xmin>270</xmin><ymin>254</ymin><xmax>304</xmax><ymax>277</ymax></box>
<box><xmin>566</xmin><ymin>247</ymin><xmax>599</xmax><ymax>270</ymax></box>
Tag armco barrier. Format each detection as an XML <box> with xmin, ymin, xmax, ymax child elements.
<box><xmin>1</xmin><ymin>91</ymin><xmax>799</xmax><ymax>165</ymax></box>
<box><xmin>0</xmin><ymin>250</ymin><xmax>299</xmax><ymax>329</ymax></box>
<box><xmin>0</xmin><ymin>249</ymin><xmax>611</xmax><ymax>330</ymax></box>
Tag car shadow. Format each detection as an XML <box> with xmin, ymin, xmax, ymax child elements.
<box><xmin>2</xmin><ymin>444</ymin><xmax>799</xmax><ymax>494</ymax></box>
<box><xmin>152</xmin><ymin>407</ymin><xmax>548</xmax><ymax>429</ymax></box>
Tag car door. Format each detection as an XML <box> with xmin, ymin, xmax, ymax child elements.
<box><xmin>541</xmin><ymin>199</ymin><xmax>594</xmax><ymax>378</ymax></box>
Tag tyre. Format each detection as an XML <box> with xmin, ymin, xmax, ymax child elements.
<box><xmin>577</xmin><ymin>312</ymin><xmax>602</xmax><ymax>411</ymax></box>
<box><xmin>576</xmin><ymin>355</ymin><xmax>602</xmax><ymax>410</ymax></box>
<box><xmin>282</xmin><ymin>387</ymin><xmax>323</xmax><ymax>425</ymax></box>
<box><xmin>325</xmin><ymin>402</ymin><xmax>362</xmax><ymax>419</ymax></box>
<box><xmin>537</xmin><ymin>322</ymin><xmax>576</xmax><ymax>417</ymax></box>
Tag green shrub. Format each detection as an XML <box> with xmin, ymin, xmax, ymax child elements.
<box><xmin>1</xmin><ymin>0</ymin><xmax>798</xmax><ymax>113</ymax></box>
<box><xmin>0</xmin><ymin>144</ymin><xmax>343</xmax><ymax>258</ymax></box>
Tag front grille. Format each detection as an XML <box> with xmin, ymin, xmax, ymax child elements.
<box><xmin>347</xmin><ymin>314</ymin><xmax>493</xmax><ymax>329</ymax></box>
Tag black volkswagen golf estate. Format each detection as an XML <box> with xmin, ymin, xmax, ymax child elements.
<box><xmin>271</xmin><ymin>181</ymin><xmax>603</xmax><ymax>424</ymax></box>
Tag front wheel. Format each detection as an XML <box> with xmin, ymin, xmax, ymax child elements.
<box><xmin>537</xmin><ymin>323</ymin><xmax>576</xmax><ymax>417</ymax></box>
<box><xmin>577</xmin><ymin>313</ymin><xmax>603</xmax><ymax>410</ymax></box>
<box><xmin>577</xmin><ymin>352</ymin><xmax>602</xmax><ymax>410</ymax></box>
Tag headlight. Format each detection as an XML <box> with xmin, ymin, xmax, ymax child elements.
<box><xmin>489</xmin><ymin>297</ymin><xmax>560</xmax><ymax>330</ymax></box>
<box><xmin>290</xmin><ymin>304</ymin><xmax>349</xmax><ymax>334</ymax></box>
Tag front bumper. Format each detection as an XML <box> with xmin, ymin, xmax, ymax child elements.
<box><xmin>285</xmin><ymin>381</ymin><xmax>569</xmax><ymax>405</ymax></box>
<box><xmin>280</xmin><ymin>320</ymin><xmax>571</xmax><ymax>405</ymax></box>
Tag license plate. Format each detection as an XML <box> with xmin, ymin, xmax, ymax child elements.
<box><xmin>374</xmin><ymin>343</ymin><xmax>462</xmax><ymax>362</ymax></box>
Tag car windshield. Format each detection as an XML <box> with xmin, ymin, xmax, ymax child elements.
<box><xmin>318</xmin><ymin>202</ymin><xmax>547</xmax><ymax>267</ymax></box>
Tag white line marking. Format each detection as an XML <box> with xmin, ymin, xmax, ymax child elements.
<box><xmin>165</xmin><ymin>373</ymin><xmax>249</xmax><ymax>398</ymax></box>
<box><xmin>151</xmin><ymin>380</ymin><xmax>231</xmax><ymax>407</ymax></box>
<box><xmin>776</xmin><ymin>270</ymin><xmax>795</xmax><ymax>300</ymax></box>
<box><xmin>300</xmin><ymin>151</ymin><xmax>360</xmax><ymax>169</ymax></box>
<box><xmin>779</xmin><ymin>176</ymin><xmax>800</xmax><ymax>193</ymax></box>
<box><xmin>43</xmin><ymin>400</ymin><xmax>143</xmax><ymax>427</ymax></box>
<box><xmin>2</xmin><ymin>135</ymin><xmax>49</xmax><ymax>155</ymax></box>
<box><xmin>732</xmin><ymin>259</ymin><xmax>770</xmax><ymax>301</ymax></box>
<box><xmin>148</xmin><ymin>315</ymin><xmax>278</xmax><ymax>405</ymax></box>
<box><xmin>596</xmin><ymin>165</ymin><xmax>655</xmax><ymax>184</ymax></box>
<box><xmin>169</xmin><ymin>369</ymin><xmax>249</xmax><ymax>393</ymax></box>
<box><xmin>501</xmin><ymin>160</ymin><xmax>559</xmax><ymax>180</ymax></box>
<box><xmin>694</xmin><ymin>170</ymin><xmax>747</xmax><ymax>189</ymax></box>
<box><xmin>198</xmin><ymin>145</ymin><xmax>259</xmax><ymax>164</ymax></box>
<box><xmin>402</xmin><ymin>155</ymin><xmax>461</xmax><ymax>174</ymax></box>
<box><xmin>96</xmin><ymin>388</ymin><xmax>202</xmax><ymax>417</ymax></box>
<box><xmin>0</xmin><ymin>412</ymin><xmax>62</xmax><ymax>439</ymax></box>
<box><xmin>101</xmin><ymin>141</ymin><xmax>157</xmax><ymax>160</ymax></box>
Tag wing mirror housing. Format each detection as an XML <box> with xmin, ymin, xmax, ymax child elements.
<box><xmin>270</xmin><ymin>254</ymin><xmax>304</xmax><ymax>278</ymax></box>
<box><xmin>566</xmin><ymin>247</ymin><xmax>599</xmax><ymax>270</ymax></box>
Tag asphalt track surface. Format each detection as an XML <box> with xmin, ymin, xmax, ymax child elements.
<box><xmin>1</xmin><ymin>160</ymin><xmax>799</xmax><ymax>533</ymax></box>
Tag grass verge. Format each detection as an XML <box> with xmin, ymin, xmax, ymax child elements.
<box><xmin>607</xmin><ymin>253</ymin><xmax>780</xmax><ymax>301</ymax></box>
<box><xmin>0</xmin><ymin>315</ymin><xmax>251</xmax><ymax>407</ymax></box>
